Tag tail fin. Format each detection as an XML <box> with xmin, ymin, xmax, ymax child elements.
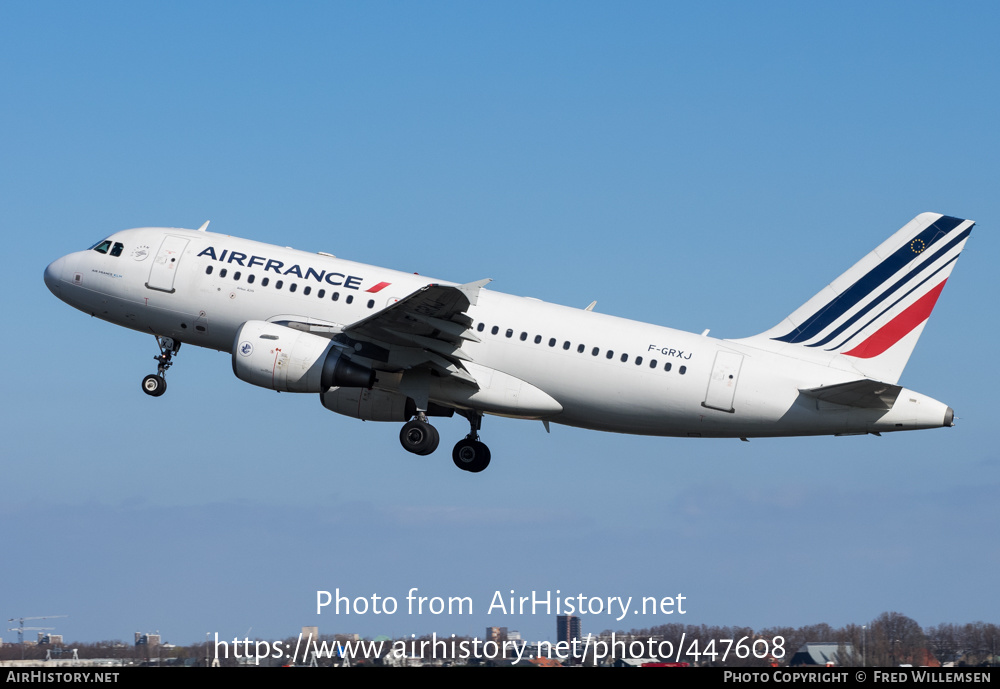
<box><xmin>739</xmin><ymin>212</ymin><xmax>975</xmax><ymax>384</ymax></box>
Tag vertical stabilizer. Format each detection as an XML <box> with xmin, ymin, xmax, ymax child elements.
<box><xmin>740</xmin><ymin>213</ymin><xmax>975</xmax><ymax>384</ymax></box>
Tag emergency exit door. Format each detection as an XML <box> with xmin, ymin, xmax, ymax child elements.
<box><xmin>702</xmin><ymin>351</ymin><xmax>744</xmax><ymax>413</ymax></box>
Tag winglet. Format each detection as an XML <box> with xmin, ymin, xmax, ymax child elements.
<box><xmin>458</xmin><ymin>278</ymin><xmax>492</xmax><ymax>307</ymax></box>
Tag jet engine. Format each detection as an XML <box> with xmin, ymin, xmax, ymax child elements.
<box><xmin>321</xmin><ymin>387</ymin><xmax>455</xmax><ymax>422</ymax></box>
<box><xmin>321</xmin><ymin>387</ymin><xmax>416</xmax><ymax>422</ymax></box>
<box><xmin>232</xmin><ymin>320</ymin><xmax>374</xmax><ymax>393</ymax></box>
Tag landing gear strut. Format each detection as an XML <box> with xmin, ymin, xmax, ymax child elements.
<box><xmin>452</xmin><ymin>411</ymin><xmax>491</xmax><ymax>473</ymax></box>
<box><xmin>399</xmin><ymin>415</ymin><xmax>440</xmax><ymax>455</ymax></box>
<box><xmin>141</xmin><ymin>336</ymin><xmax>180</xmax><ymax>397</ymax></box>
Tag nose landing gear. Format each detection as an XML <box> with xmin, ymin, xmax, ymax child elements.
<box><xmin>141</xmin><ymin>336</ymin><xmax>180</xmax><ymax>397</ymax></box>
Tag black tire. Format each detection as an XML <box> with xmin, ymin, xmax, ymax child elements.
<box><xmin>417</xmin><ymin>423</ymin><xmax>440</xmax><ymax>456</ymax></box>
<box><xmin>142</xmin><ymin>374</ymin><xmax>166</xmax><ymax>397</ymax></box>
<box><xmin>452</xmin><ymin>439</ymin><xmax>491</xmax><ymax>473</ymax></box>
<box><xmin>399</xmin><ymin>419</ymin><xmax>439</xmax><ymax>455</ymax></box>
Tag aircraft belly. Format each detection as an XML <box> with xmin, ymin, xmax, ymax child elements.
<box><xmin>428</xmin><ymin>363</ymin><xmax>562</xmax><ymax>418</ymax></box>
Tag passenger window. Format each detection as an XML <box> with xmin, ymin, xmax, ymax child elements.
<box><xmin>346</xmin><ymin>295</ymin><xmax>354</xmax><ymax>304</ymax></box>
<box><xmin>262</xmin><ymin>277</ymin><xmax>270</xmax><ymax>287</ymax></box>
<box><xmin>233</xmin><ymin>271</ymin><xmax>241</xmax><ymax>281</ymax></box>
<box><xmin>562</xmin><ymin>341</ymin><xmax>571</xmax><ymax>350</ymax></box>
<box><xmin>650</xmin><ymin>359</ymin><xmax>657</xmax><ymax>368</ymax></box>
<box><xmin>520</xmin><ymin>332</ymin><xmax>527</xmax><ymax>341</ymax></box>
<box><xmin>620</xmin><ymin>353</ymin><xmax>628</xmax><ymax>363</ymax></box>
<box><xmin>332</xmin><ymin>292</ymin><xmax>339</xmax><ymax>301</ymax></box>
<box><xmin>247</xmin><ymin>274</ymin><xmax>255</xmax><ymax>284</ymax></box>
<box><xmin>506</xmin><ymin>329</ymin><xmax>513</xmax><ymax>338</ymax></box>
<box><xmin>679</xmin><ymin>366</ymin><xmax>687</xmax><ymax>375</ymax></box>
<box><xmin>290</xmin><ymin>283</ymin><xmax>297</xmax><ymax>293</ymax></box>
<box><xmin>317</xmin><ymin>289</ymin><xmax>324</xmax><ymax>298</ymax></box>
<box><xmin>592</xmin><ymin>347</ymin><xmax>599</xmax><ymax>356</ymax></box>
<box><xmin>367</xmin><ymin>299</ymin><xmax>375</xmax><ymax>308</ymax></box>
<box><xmin>534</xmin><ymin>335</ymin><xmax>542</xmax><ymax>344</ymax></box>
<box><xmin>220</xmin><ymin>268</ymin><xmax>228</xmax><ymax>278</ymax></box>
<box><xmin>477</xmin><ymin>323</ymin><xmax>485</xmax><ymax>332</ymax></box>
<box><xmin>606</xmin><ymin>350</ymin><xmax>614</xmax><ymax>359</ymax></box>
<box><xmin>304</xmin><ymin>286</ymin><xmax>311</xmax><ymax>295</ymax></box>
<box><xmin>635</xmin><ymin>356</ymin><xmax>643</xmax><ymax>366</ymax></box>
<box><xmin>206</xmin><ymin>266</ymin><xmax>213</xmax><ymax>275</ymax></box>
<box><xmin>548</xmin><ymin>338</ymin><xmax>556</xmax><ymax>347</ymax></box>
<box><xmin>491</xmin><ymin>326</ymin><xmax>499</xmax><ymax>335</ymax></box>
<box><xmin>275</xmin><ymin>280</ymin><xmax>283</xmax><ymax>289</ymax></box>
<box><xmin>664</xmin><ymin>362</ymin><xmax>672</xmax><ymax>372</ymax></box>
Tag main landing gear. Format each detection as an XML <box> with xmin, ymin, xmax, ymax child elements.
<box><xmin>452</xmin><ymin>411</ymin><xmax>490</xmax><ymax>473</ymax></box>
<box><xmin>397</xmin><ymin>410</ymin><xmax>492</xmax><ymax>473</ymax></box>
<box><xmin>141</xmin><ymin>336</ymin><xmax>180</xmax><ymax>397</ymax></box>
<box><xmin>399</xmin><ymin>416</ymin><xmax>440</xmax><ymax>456</ymax></box>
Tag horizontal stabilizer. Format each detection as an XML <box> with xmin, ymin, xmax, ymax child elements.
<box><xmin>799</xmin><ymin>379</ymin><xmax>902</xmax><ymax>409</ymax></box>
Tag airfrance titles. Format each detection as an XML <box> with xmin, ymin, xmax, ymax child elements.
<box><xmin>198</xmin><ymin>246</ymin><xmax>365</xmax><ymax>289</ymax></box>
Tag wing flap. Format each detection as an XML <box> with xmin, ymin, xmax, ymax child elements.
<box><xmin>343</xmin><ymin>279</ymin><xmax>491</xmax><ymax>386</ymax></box>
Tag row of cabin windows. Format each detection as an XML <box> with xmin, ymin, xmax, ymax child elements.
<box><xmin>475</xmin><ymin>322</ymin><xmax>687</xmax><ymax>375</ymax></box>
<box><xmin>205</xmin><ymin>265</ymin><xmax>376</xmax><ymax>309</ymax></box>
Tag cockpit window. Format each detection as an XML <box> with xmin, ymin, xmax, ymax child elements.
<box><xmin>87</xmin><ymin>239</ymin><xmax>125</xmax><ymax>256</ymax></box>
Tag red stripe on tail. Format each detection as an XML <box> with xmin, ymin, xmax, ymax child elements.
<box><xmin>842</xmin><ymin>280</ymin><xmax>947</xmax><ymax>359</ymax></box>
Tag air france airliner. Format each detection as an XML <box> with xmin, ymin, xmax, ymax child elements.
<box><xmin>44</xmin><ymin>212</ymin><xmax>974</xmax><ymax>472</ymax></box>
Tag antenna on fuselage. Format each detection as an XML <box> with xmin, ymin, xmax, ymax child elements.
<box><xmin>196</xmin><ymin>221</ymin><xmax>210</xmax><ymax>232</ymax></box>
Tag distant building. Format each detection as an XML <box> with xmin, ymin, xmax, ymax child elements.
<box><xmin>788</xmin><ymin>642</ymin><xmax>856</xmax><ymax>667</ymax></box>
<box><xmin>486</xmin><ymin>627</ymin><xmax>508</xmax><ymax>644</ymax></box>
<box><xmin>302</xmin><ymin>626</ymin><xmax>319</xmax><ymax>641</ymax></box>
<box><xmin>557</xmin><ymin>615</ymin><xmax>581</xmax><ymax>643</ymax></box>
<box><xmin>134</xmin><ymin>633</ymin><xmax>160</xmax><ymax>648</ymax></box>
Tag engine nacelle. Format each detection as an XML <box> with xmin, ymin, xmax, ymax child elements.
<box><xmin>321</xmin><ymin>387</ymin><xmax>416</xmax><ymax>422</ymax></box>
<box><xmin>321</xmin><ymin>387</ymin><xmax>456</xmax><ymax>422</ymax></box>
<box><xmin>233</xmin><ymin>320</ymin><xmax>374</xmax><ymax>393</ymax></box>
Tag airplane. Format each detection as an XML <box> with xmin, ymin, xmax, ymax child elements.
<box><xmin>43</xmin><ymin>212</ymin><xmax>974</xmax><ymax>473</ymax></box>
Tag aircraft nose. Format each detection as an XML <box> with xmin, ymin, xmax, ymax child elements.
<box><xmin>44</xmin><ymin>256</ymin><xmax>67</xmax><ymax>298</ymax></box>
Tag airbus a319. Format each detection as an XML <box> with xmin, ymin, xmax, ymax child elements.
<box><xmin>44</xmin><ymin>212</ymin><xmax>974</xmax><ymax>473</ymax></box>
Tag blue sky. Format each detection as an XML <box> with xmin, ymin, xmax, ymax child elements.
<box><xmin>3</xmin><ymin>2</ymin><xmax>998</xmax><ymax>646</ymax></box>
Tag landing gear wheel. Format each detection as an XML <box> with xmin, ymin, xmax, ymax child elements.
<box><xmin>452</xmin><ymin>439</ymin><xmax>491</xmax><ymax>473</ymax></box>
<box><xmin>399</xmin><ymin>419</ymin><xmax>440</xmax><ymax>455</ymax></box>
<box><xmin>143</xmin><ymin>335</ymin><xmax>180</xmax><ymax>396</ymax></box>
<box><xmin>142</xmin><ymin>374</ymin><xmax>167</xmax><ymax>397</ymax></box>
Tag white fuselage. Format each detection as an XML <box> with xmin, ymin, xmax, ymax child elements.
<box><xmin>44</xmin><ymin>226</ymin><xmax>954</xmax><ymax>439</ymax></box>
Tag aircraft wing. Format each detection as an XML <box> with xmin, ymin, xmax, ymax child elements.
<box><xmin>342</xmin><ymin>279</ymin><xmax>492</xmax><ymax>385</ymax></box>
<box><xmin>798</xmin><ymin>379</ymin><xmax>902</xmax><ymax>409</ymax></box>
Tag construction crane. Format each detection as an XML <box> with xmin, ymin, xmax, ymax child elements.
<box><xmin>7</xmin><ymin>615</ymin><xmax>68</xmax><ymax>660</ymax></box>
